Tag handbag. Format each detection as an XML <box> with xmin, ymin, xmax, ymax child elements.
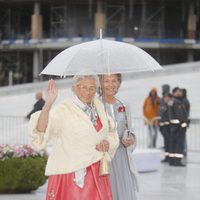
<box><xmin>123</xmin><ymin>129</ymin><xmax>137</xmax><ymax>151</ymax></box>
<box><xmin>99</xmin><ymin>152</ymin><xmax>110</xmax><ymax>176</ymax></box>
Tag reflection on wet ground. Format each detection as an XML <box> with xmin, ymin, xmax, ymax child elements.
<box><xmin>0</xmin><ymin>153</ymin><xmax>199</xmax><ymax>200</ymax></box>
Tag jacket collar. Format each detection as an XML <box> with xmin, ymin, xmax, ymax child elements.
<box><xmin>62</xmin><ymin>97</ymin><xmax>108</xmax><ymax>134</ymax></box>
<box><xmin>71</xmin><ymin>92</ymin><xmax>92</xmax><ymax>110</ymax></box>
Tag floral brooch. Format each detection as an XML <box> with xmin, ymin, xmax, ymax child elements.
<box><xmin>118</xmin><ymin>106</ymin><xmax>126</xmax><ymax>112</ymax></box>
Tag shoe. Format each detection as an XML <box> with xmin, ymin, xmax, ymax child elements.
<box><xmin>183</xmin><ymin>151</ymin><xmax>187</xmax><ymax>158</ymax></box>
<box><xmin>169</xmin><ymin>157</ymin><xmax>175</xmax><ymax>166</ymax></box>
<box><xmin>174</xmin><ymin>158</ymin><xmax>186</xmax><ymax>167</ymax></box>
<box><xmin>161</xmin><ymin>157</ymin><xmax>169</xmax><ymax>163</ymax></box>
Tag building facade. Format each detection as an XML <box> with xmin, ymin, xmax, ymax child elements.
<box><xmin>0</xmin><ymin>0</ymin><xmax>200</xmax><ymax>85</ymax></box>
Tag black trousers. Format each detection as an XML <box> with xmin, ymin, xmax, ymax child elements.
<box><xmin>169</xmin><ymin>125</ymin><xmax>186</xmax><ymax>156</ymax></box>
<box><xmin>160</xmin><ymin>125</ymin><xmax>170</xmax><ymax>154</ymax></box>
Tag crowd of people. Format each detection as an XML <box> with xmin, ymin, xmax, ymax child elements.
<box><xmin>143</xmin><ymin>84</ymin><xmax>190</xmax><ymax>167</ymax></box>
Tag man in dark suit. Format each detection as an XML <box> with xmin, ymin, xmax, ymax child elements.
<box><xmin>158</xmin><ymin>93</ymin><xmax>172</xmax><ymax>163</ymax></box>
<box><xmin>168</xmin><ymin>87</ymin><xmax>188</xmax><ymax>166</ymax></box>
<box><xmin>26</xmin><ymin>91</ymin><xmax>45</xmax><ymax>119</ymax></box>
<box><xmin>181</xmin><ymin>88</ymin><xmax>190</xmax><ymax>157</ymax></box>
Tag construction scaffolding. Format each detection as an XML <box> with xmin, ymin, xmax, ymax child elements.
<box><xmin>50</xmin><ymin>5</ymin><xmax>68</xmax><ymax>38</ymax></box>
<box><xmin>0</xmin><ymin>52</ymin><xmax>32</xmax><ymax>86</ymax></box>
<box><xmin>0</xmin><ymin>0</ymin><xmax>200</xmax><ymax>86</ymax></box>
<box><xmin>140</xmin><ymin>0</ymin><xmax>165</xmax><ymax>38</ymax></box>
<box><xmin>106</xmin><ymin>2</ymin><xmax>126</xmax><ymax>37</ymax></box>
<box><xmin>0</xmin><ymin>8</ymin><xmax>11</xmax><ymax>40</ymax></box>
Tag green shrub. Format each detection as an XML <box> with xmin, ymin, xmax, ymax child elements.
<box><xmin>0</xmin><ymin>156</ymin><xmax>47</xmax><ymax>193</ymax></box>
<box><xmin>0</xmin><ymin>144</ymin><xmax>48</xmax><ymax>193</ymax></box>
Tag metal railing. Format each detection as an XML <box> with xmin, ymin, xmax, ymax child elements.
<box><xmin>186</xmin><ymin>118</ymin><xmax>200</xmax><ymax>152</ymax></box>
<box><xmin>138</xmin><ymin>116</ymin><xmax>200</xmax><ymax>152</ymax></box>
<box><xmin>0</xmin><ymin>116</ymin><xmax>200</xmax><ymax>152</ymax></box>
<box><xmin>0</xmin><ymin>116</ymin><xmax>29</xmax><ymax>144</ymax></box>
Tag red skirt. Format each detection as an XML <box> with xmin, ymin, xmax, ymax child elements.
<box><xmin>46</xmin><ymin>161</ymin><xmax>112</xmax><ymax>200</ymax></box>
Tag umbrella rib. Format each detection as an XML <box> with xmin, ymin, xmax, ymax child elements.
<box><xmin>106</xmin><ymin>48</ymin><xmax>110</xmax><ymax>74</ymax></box>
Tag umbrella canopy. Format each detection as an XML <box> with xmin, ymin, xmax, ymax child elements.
<box><xmin>40</xmin><ymin>39</ymin><xmax>162</xmax><ymax>76</ymax></box>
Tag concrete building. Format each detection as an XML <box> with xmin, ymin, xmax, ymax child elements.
<box><xmin>0</xmin><ymin>0</ymin><xmax>200</xmax><ymax>86</ymax></box>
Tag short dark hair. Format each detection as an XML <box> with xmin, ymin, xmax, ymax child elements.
<box><xmin>172</xmin><ymin>87</ymin><xmax>180</xmax><ymax>94</ymax></box>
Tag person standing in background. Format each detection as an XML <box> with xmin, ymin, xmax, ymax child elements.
<box><xmin>26</xmin><ymin>91</ymin><xmax>45</xmax><ymax>119</ymax></box>
<box><xmin>158</xmin><ymin>93</ymin><xmax>172</xmax><ymax>163</ymax></box>
<box><xmin>181</xmin><ymin>88</ymin><xmax>190</xmax><ymax>157</ymax></box>
<box><xmin>182</xmin><ymin>88</ymin><xmax>190</xmax><ymax>118</ymax></box>
<box><xmin>143</xmin><ymin>88</ymin><xmax>160</xmax><ymax>148</ymax></box>
<box><xmin>168</xmin><ymin>87</ymin><xmax>188</xmax><ymax>166</ymax></box>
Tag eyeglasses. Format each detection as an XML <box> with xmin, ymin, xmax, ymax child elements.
<box><xmin>78</xmin><ymin>85</ymin><xmax>97</xmax><ymax>93</ymax></box>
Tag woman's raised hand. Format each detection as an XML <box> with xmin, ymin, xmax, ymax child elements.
<box><xmin>36</xmin><ymin>80</ymin><xmax>58</xmax><ymax>132</ymax></box>
<box><xmin>44</xmin><ymin>79</ymin><xmax>58</xmax><ymax>107</ymax></box>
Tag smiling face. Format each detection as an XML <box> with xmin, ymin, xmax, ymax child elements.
<box><xmin>74</xmin><ymin>77</ymin><xmax>97</xmax><ymax>104</ymax></box>
<box><xmin>101</xmin><ymin>74</ymin><xmax>120</xmax><ymax>97</ymax></box>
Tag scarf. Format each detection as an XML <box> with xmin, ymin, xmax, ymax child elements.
<box><xmin>71</xmin><ymin>92</ymin><xmax>98</xmax><ymax>188</ymax></box>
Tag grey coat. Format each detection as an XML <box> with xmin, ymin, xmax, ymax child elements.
<box><xmin>104</xmin><ymin>99</ymin><xmax>139</xmax><ymax>200</ymax></box>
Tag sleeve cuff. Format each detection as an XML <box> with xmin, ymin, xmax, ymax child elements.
<box><xmin>28</xmin><ymin>111</ymin><xmax>51</xmax><ymax>150</ymax></box>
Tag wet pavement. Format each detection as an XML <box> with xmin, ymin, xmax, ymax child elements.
<box><xmin>137</xmin><ymin>152</ymin><xmax>200</xmax><ymax>200</ymax></box>
<box><xmin>0</xmin><ymin>152</ymin><xmax>199</xmax><ymax>200</ymax></box>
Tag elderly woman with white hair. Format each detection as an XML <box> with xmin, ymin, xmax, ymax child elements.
<box><xmin>28</xmin><ymin>74</ymin><xmax>119</xmax><ymax>200</ymax></box>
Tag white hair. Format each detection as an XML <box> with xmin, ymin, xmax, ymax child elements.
<box><xmin>72</xmin><ymin>74</ymin><xmax>100</xmax><ymax>89</ymax></box>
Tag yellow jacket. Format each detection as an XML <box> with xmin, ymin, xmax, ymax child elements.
<box><xmin>143</xmin><ymin>92</ymin><xmax>160</xmax><ymax>125</ymax></box>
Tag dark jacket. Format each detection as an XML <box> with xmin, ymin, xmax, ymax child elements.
<box><xmin>158</xmin><ymin>99</ymin><xmax>169</xmax><ymax>124</ymax></box>
<box><xmin>26</xmin><ymin>98</ymin><xmax>45</xmax><ymax>119</ymax></box>
<box><xmin>182</xmin><ymin>89</ymin><xmax>190</xmax><ymax>118</ymax></box>
<box><xmin>182</xmin><ymin>98</ymin><xmax>190</xmax><ymax>118</ymax></box>
<box><xmin>168</xmin><ymin>97</ymin><xmax>188</xmax><ymax>125</ymax></box>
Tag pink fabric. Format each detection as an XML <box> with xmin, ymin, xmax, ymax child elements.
<box><xmin>46</xmin><ymin>117</ymin><xmax>112</xmax><ymax>200</ymax></box>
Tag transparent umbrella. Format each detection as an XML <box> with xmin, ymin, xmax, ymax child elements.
<box><xmin>40</xmin><ymin>39</ymin><xmax>162</xmax><ymax>76</ymax></box>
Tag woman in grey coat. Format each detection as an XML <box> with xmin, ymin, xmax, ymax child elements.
<box><xmin>99</xmin><ymin>74</ymin><xmax>139</xmax><ymax>200</ymax></box>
